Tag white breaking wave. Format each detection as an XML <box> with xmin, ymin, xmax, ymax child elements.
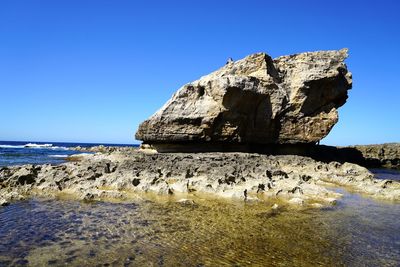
<box><xmin>24</xmin><ymin>143</ymin><xmax>68</xmax><ymax>150</ymax></box>
<box><xmin>0</xmin><ymin>143</ymin><xmax>68</xmax><ymax>150</ymax></box>
<box><xmin>49</xmin><ymin>146</ymin><xmax>69</xmax><ymax>150</ymax></box>
<box><xmin>49</xmin><ymin>154</ymin><xmax>69</xmax><ymax>158</ymax></box>
<box><xmin>24</xmin><ymin>143</ymin><xmax>53</xmax><ymax>148</ymax></box>
<box><xmin>0</xmin><ymin>145</ymin><xmax>25</xmax><ymax>148</ymax></box>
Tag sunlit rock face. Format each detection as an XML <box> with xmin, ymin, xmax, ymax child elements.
<box><xmin>135</xmin><ymin>49</ymin><xmax>352</xmax><ymax>147</ymax></box>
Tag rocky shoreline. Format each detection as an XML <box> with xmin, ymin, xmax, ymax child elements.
<box><xmin>1</xmin><ymin>49</ymin><xmax>399</xmax><ymax>210</ymax></box>
<box><xmin>1</xmin><ymin>147</ymin><xmax>399</xmax><ymax>208</ymax></box>
<box><xmin>70</xmin><ymin>143</ymin><xmax>400</xmax><ymax>170</ymax></box>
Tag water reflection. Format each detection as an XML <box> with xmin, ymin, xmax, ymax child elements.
<box><xmin>370</xmin><ymin>168</ymin><xmax>400</xmax><ymax>181</ymax></box>
<box><xmin>0</xmin><ymin>190</ymin><xmax>399</xmax><ymax>266</ymax></box>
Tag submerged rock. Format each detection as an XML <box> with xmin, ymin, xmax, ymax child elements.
<box><xmin>136</xmin><ymin>49</ymin><xmax>352</xmax><ymax>149</ymax></box>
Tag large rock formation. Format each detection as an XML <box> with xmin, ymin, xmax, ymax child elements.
<box><xmin>136</xmin><ymin>49</ymin><xmax>352</xmax><ymax>149</ymax></box>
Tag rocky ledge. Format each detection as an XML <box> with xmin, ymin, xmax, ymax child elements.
<box><xmin>349</xmin><ymin>143</ymin><xmax>400</xmax><ymax>169</ymax></box>
<box><xmin>1</xmin><ymin>149</ymin><xmax>399</xmax><ymax>208</ymax></box>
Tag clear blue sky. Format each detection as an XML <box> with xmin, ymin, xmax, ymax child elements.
<box><xmin>1</xmin><ymin>0</ymin><xmax>399</xmax><ymax>145</ymax></box>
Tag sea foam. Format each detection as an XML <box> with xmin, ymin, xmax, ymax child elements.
<box><xmin>0</xmin><ymin>144</ymin><xmax>68</xmax><ymax>150</ymax></box>
<box><xmin>24</xmin><ymin>143</ymin><xmax>53</xmax><ymax>148</ymax></box>
<box><xmin>0</xmin><ymin>145</ymin><xmax>25</xmax><ymax>149</ymax></box>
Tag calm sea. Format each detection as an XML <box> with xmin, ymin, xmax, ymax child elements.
<box><xmin>0</xmin><ymin>141</ymin><xmax>138</xmax><ymax>167</ymax></box>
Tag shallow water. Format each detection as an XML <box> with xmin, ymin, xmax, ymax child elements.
<box><xmin>0</xmin><ymin>189</ymin><xmax>399</xmax><ymax>267</ymax></box>
<box><xmin>371</xmin><ymin>168</ymin><xmax>400</xmax><ymax>181</ymax></box>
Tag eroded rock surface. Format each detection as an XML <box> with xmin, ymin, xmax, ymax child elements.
<box><xmin>1</xmin><ymin>149</ymin><xmax>398</xmax><ymax>207</ymax></box>
<box><xmin>136</xmin><ymin>49</ymin><xmax>352</xmax><ymax>147</ymax></box>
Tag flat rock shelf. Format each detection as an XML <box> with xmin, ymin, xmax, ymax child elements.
<box><xmin>1</xmin><ymin>149</ymin><xmax>399</xmax><ymax>208</ymax></box>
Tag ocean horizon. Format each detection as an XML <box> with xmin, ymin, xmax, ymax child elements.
<box><xmin>0</xmin><ymin>141</ymin><xmax>139</xmax><ymax>167</ymax></box>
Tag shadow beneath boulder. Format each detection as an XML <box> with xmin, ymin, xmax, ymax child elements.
<box><xmin>148</xmin><ymin>142</ymin><xmax>385</xmax><ymax>168</ymax></box>
<box><xmin>296</xmin><ymin>145</ymin><xmax>369</xmax><ymax>166</ymax></box>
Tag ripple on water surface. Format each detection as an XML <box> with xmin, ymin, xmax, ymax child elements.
<box><xmin>0</xmin><ymin>192</ymin><xmax>399</xmax><ymax>266</ymax></box>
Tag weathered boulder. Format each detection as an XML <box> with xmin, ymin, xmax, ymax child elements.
<box><xmin>135</xmin><ymin>49</ymin><xmax>352</xmax><ymax>148</ymax></box>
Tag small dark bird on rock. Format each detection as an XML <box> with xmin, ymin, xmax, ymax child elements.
<box><xmin>226</xmin><ymin>57</ymin><xmax>233</xmax><ymax>65</ymax></box>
